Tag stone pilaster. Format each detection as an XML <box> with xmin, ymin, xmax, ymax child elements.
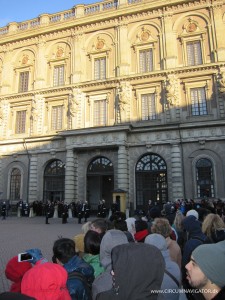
<box><xmin>171</xmin><ymin>143</ymin><xmax>184</xmax><ymax>200</ymax></box>
<box><xmin>162</xmin><ymin>13</ymin><xmax>177</xmax><ymax>69</ymax></box>
<box><xmin>116</xmin><ymin>23</ymin><xmax>130</xmax><ymax>76</ymax></box>
<box><xmin>64</xmin><ymin>149</ymin><xmax>76</xmax><ymax>203</ymax></box>
<box><xmin>28</xmin><ymin>154</ymin><xmax>38</xmax><ymax>202</ymax></box>
<box><xmin>117</xmin><ymin>145</ymin><xmax>128</xmax><ymax>192</ymax></box>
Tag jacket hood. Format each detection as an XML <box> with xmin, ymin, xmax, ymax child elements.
<box><xmin>110</xmin><ymin>243</ymin><xmax>165</xmax><ymax>299</ymax></box>
<box><xmin>100</xmin><ymin>229</ymin><xmax>128</xmax><ymax>269</ymax></box>
<box><xmin>21</xmin><ymin>262</ymin><xmax>71</xmax><ymax>300</ymax></box>
<box><xmin>182</xmin><ymin>215</ymin><xmax>202</xmax><ymax>234</ymax></box>
<box><xmin>145</xmin><ymin>234</ymin><xmax>172</xmax><ymax>262</ymax></box>
<box><xmin>63</xmin><ymin>255</ymin><xmax>94</xmax><ymax>278</ymax></box>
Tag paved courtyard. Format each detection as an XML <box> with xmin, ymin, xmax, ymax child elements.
<box><xmin>0</xmin><ymin>216</ymin><xmax>88</xmax><ymax>293</ymax></box>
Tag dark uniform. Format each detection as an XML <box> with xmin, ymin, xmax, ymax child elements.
<box><xmin>97</xmin><ymin>200</ymin><xmax>107</xmax><ymax>218</ymax></box>
<box><xmin>45</xmin><ymin>201</ymin><xmax>53</xmax><ymax>224</ymax></box>
<box><xmin>62</xmin><ymin>203</ymin><xmax>69</xmax><ymax>224</ymax></box>
<box><xmin>77</xmin><ymin>201</ymin><xmax>90</xmax><ymax>224</ymax></box>
<box><xmin>1</xmin><ymin>202</ymin><xmax>6</xmax><ymax>220</ymax></box>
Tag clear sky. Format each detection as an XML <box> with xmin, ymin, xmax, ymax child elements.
<box><xmin>0</xmin><ymin>0</ymin><xmax>97</xmax><ymax>27</ymax></box>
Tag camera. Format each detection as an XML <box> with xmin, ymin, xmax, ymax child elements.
<box><xmin>18</xmin><ymin>252</ymin><xmax>33</xmax><ymax>262</ymax></box>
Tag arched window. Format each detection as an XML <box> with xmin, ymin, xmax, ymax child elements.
<box><xmin>136</xmin><ymin>153</ymin><xmax>167</xmax><ymax>209</ymax></box>
<box><xmin>43</xmin><ymin>160</ymin><xmax>65</xmax><ymax>202</ymax></box>
<box><xmin>87</xmin><ymin>157</ymin><xmax>113</xmax><ymax>174</ymax></box>
<box><xmin>196</xmin><ymin>158</ymin><xmax>214</xmax><ymax>198</ymax></box>
<box><xmin>10</xmin><ymin>168</ymin><xmax>21</xmax><ymax>200</ymax></box>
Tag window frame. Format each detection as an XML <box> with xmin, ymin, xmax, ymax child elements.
<box><xmin>18</xmin><ymin>71</ymin><xmax>29</xmax><ymax>93</ymax></box>
<box><xmin>88</xmin><ymin>94</ymin><xmax>108</xmax><ymax>127</ymax></box>
<box><xmin>186</xmin><ymin>40</ymin><xmax>203</xmax><ymax>66</ymax></box>
<box><xmin>192</xmin><ymin>155</ymin><xmax>216</xmax><ymax>199</ymax></box>
<box><xmin>136</xmin><ymin>86</ymin><xmax>160</xmax><ymax>122</ymax></box>
<box><xmin>190</xmin><ymin>87</ymin><xmax>208</xmax><ymax>116</ymax></box>
<box><xmin>51</xmin><ymin>105</ymin><xmax>63</xmax><ymax>131</ymax></box>
<box><xmin>53</xmin><ymin>65</ymin><xmax>65</xmax><ymax>87</ymax></box>
<box><xmin>183</xmin><ymin>78</ymin><xmax>211</xmax><ymax>118</ymax></box>
<box><xmin>138</xmin><ymin>47</ymin><xmax>154</xmax><ymax>73</ymax></box>
<box><xmin>93</xmin><ymin>56</ymin><xmax>107</xmax><ymax>80</ymax></box>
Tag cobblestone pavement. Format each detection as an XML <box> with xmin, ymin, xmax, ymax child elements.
<box><xmin>0</xmin><ymin>216</ymin><xmax>91</xmax><ymax>293</ymax></box>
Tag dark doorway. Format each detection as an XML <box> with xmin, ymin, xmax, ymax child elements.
<box><xmin>87</xmin><ymin>157</ymin><xmax>114</xmax><ymax>211</ymax></box>
<box><xmin>43</xmin><ymin>160</ymin><xmax>65</xmax><ymax>203</ymax></box>
<box><xmin>136</xmin><ymin>153</ymin><xmax>168</xmax><ymax>211</ymax></box>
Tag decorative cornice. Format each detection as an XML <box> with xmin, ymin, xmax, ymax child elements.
<box><xmin>0</xmin><ymin>0</ymin><xmax>215</xmax><ymax>48</ymax></box>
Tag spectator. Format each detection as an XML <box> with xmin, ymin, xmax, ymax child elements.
<box><xmin>21</xmin><ymin>262</ymin><xmax>71</xmax><ymax>300</ymax></box>
<box><xmin>73</xmin><ymin>221</ymin><xmax>91</xmax><ymax>257</ymax></box>
<box><xmin>5</xmin><ymin>256</ymin><xmax>32</xmax><ymax>293</ymax></box>
<box><xmin>151</xmin><ymin>218</ymin><xmax>182</xmax><ymax>269</ymax></box>
<box><xmin>134</xmin><ymin>219</ymin><xmax>149</xmax><ymax>242</ymax></box>
<box><xmin>202</xmin><ymin>213</ymin><xmax>225</xmax><ymax>243</ymax></box>
<box><xmin>182</xmin><ymin>215</ymin><xmax>208</xmax><ymax>299</ymax></box>
<box><xmin>172</xmin><ymin>210</ymin><xmax>186</xmax><ymax>251</ymax></box>
<box><xmin>113</xmin><ymin>219</ymin><xmax>135</xmax><ymax>242</ymax></box>
<box><xmin>90</xmin><ymin>218</ymin><xmax>112</xmax><ymax>237</ymax></box>
<box><xmin>186</xmin><ymin>241</ymin><xmax>225</xmax><ymax>299</ymax></box>
<box><xmin>92</xmin><ymin>229</ymin><xmax>128</xmax><ymax>300</ymax></box>
<box><xmin>145</xmin><ymin>234</ymin><xmax>181</xmax><ymax>300</ymax></box>
<box><xmin>96</xmin><ymin>243</ymin><xmax>165</xmax><ymax>300</ymax></box>
<box><xmin>186</xmin><ymin>209</ymin><xmax>199</xmax><ymax>220</ymax></box>
<box><xmin>52</xmin><ymin>238</ymin><xmax>94</xmax><ymax>300</ymax></box>
<box><xmin>83</xmin><ymin>230</ymin><xmax>105</xmax><ymax>278</ymax></box>
<box><xmin>125</xmin><ymin>217</ymin><xmax>136</xmax><ymax>238</ymax></box>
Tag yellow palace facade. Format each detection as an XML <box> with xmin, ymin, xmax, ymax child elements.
<box><xmin>0</xmin><ymin>0</ymin><xmax>225</xmax><ymax>212</ymax></box>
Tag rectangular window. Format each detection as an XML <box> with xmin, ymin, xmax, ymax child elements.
<box><xmin>141</xmin><ymin>93</ymin><xmax>156</xmax><ymax>120</ymax></box>
<box><xmin>139</xmin><ymin>49</ymin><xmax>153</xmax><ymax>73</ymax></box>
<box><xmin>51</xmin><ymin>105</ymin><xmax>63</xmax><ymax>130</ymax></box>
<box><xmin>53</xmin><ymin>65</ymin><xmax>64</xmax><ymax>86</ymax></box>
<box><xmin>94</xmin><ymin>57</ymin><xmax>106</xmax><ymax>80</ymax></box>
<box><xmin>186</xmin><ymin>41</ymin><xmax>202</xmax><ymax>66</ymax></box>
<box><xmin>15</xmin><ymin>110</ymin><xmax>26</xmax><ymax>134</ymax></box>
<box><xmin>19</xmin><ymin>71</ymin><xmax>29</xmax><ymax>92</ymax></box>
<box><xmin>190</xmin><ymin>87</ymin><xmax>207</xmax><ymax>116</ymax></box>
<box><xmin>93</xmin><ymin>99</ymin><xmax>106</xmax><ymax>126</ymax></box>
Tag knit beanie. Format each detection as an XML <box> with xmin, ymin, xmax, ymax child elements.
<box><xmin>192</xmin><ymin>240</ymin><xmax>225</xmax><ymax>288</ymax></box>
<box><xmin>186</xmin><ymin>209</ymin><xmax>199</xmax><ymax>220</ymax></box>
<box><xmin>5</xmin><ymin>256</ymin><xmax>32</xmax><ymax>293</ymax></box>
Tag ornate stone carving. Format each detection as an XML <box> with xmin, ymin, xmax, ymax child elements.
<box><xmin>165</xmin><ymin>74</ymin><xmax>179</xmax><ymax>106</ymax></box>
<box><xmin>218</xmin><ymin>72</ymin><xmax>225</xmax><ymax>96</ymax></box>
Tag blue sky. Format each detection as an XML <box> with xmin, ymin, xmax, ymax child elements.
<box><xmin>0</xmin><ymin>0</ymin><xmax>97</xmax><ymax>27</ymax></box>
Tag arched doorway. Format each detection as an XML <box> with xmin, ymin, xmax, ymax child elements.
<box><xmin>10</xmin><ymin>168</ymin><xmax>22</xmax><ymax>201</ymax></box>
<box><xmin>136</xmin><ymin>153</ymin><xmax>168</xmax><ymax>211</ymax></box>
<box><xmin>87</xmin><ymin>156</ymin><xmax>114</xmax><ymax>211</ymax></box>
<box><xmin>196</xmin><ymin>158</ymin><xmax>215</xmax><ymax>198</ymax></box>
<box><xmin>43</xmin><ymin>160</ymin><xmax>65</xmax><ymax>203</ymax></box>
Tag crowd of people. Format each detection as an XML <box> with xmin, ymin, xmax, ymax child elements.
<box><xmin>0</xmin><ymin>197</ymin><xmax>225</xmax><ymax>300</ymax></box>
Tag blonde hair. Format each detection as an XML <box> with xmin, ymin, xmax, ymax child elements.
<box><xmin>173</xmin><ymin>210</ymin><xmax>185</xmax><ymax>232</ymax></box>
<box><xmin>151</xmin><ymin>218</ymin><xmax>172</xmax><ymax>238</ymax></box>
<box><xmin>202</xmin><ymin>213</ymin><xmax>225</xmax><ymax>240</ymax></box>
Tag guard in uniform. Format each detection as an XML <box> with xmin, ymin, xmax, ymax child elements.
<box><xmin>1</xmin><ymin>202</ymin><xmax>6</xmax><ymax>220</ymax></box>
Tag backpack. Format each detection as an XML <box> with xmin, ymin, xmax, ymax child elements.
<box><xmin>68</xmin><ymin>271</ymin><xmax>93</xmax><ymax>300</ymax></box>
